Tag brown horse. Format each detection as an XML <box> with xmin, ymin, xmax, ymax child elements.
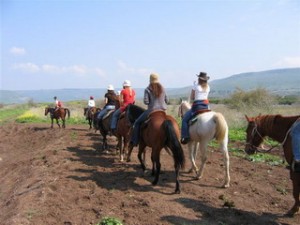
<box><xmin>127</xmin><ymin>105</ymin><xmax>185</xmax><ymax>194</ymax></box>
<box><xmin>45</xmin><ymin>107</ymin><xmax>70</xmax><ymax>128</ymax></box>
<box><xmin>245</xmin><ymin>114</ymin><xmax>300</xmax><ymax>216</ymax></box>
<box><xmin>115</xmin><ymin>112</ymin><xmax>132</xmax><ymax>161</ymax></box>
<box><xmin>84</xmin><ymin>107</ymin><xmax>101</xmax><ymax>129</ymax></box>
<box><xmin>94</xmin><ymin>110</ymin><xmax>118</xmax><ymax>151</ymax></box>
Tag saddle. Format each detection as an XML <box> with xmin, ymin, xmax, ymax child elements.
<box><xmin>102</xmin><ymin>109</ymin><xmax>115</xmax><ymax>120</ymax></box>
<box><xmin>189</xmin><ymin>109</ymin><xmax>211</xmax><ymax>126</ymax></box>
<box><xmin>144</xmin><ymin>110</ymin><xmax>166</xmax><ymax>125</ymax></box>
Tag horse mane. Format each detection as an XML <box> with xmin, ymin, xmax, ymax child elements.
<box><xmin>126</xmin><ymin>104</ymin><xmax>145</xmax><ymax>124</ymax></box>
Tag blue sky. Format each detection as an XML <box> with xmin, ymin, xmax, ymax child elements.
<box><xmin>1</xmin><ymin>0</ymin><xmax>300</xmax><ymax>90</ymax></box>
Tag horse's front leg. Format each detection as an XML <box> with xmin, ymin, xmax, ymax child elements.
<box><xmin>50</xmin><ymin>118</ymin><xmax>54</xmax><ymax>128</ymax></box>
<box><xmin>287</xmin><ymin>172</ymin><xmax>300</xmax><ymax>216</ymax></box>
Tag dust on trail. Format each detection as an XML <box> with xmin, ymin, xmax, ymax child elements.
<box><xmin>0</xmin><ymin>123</ymin><xmax>299</xmax><ymax>225</ymax></box>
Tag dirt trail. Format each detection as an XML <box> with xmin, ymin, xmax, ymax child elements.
<box><xmin>0</xmin><ymin>123</ymin><xmax>299</xmax><ymax>225</ymax></box>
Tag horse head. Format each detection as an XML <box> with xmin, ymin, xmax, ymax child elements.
<box><xmin>126</xmin><ymin>104</ymin><xmax>145</xmax><ymax>124</ymax></box>
<box><xmin>178</xmin><ymin>100</ymin><xmax>191</xmax><ymax>118</ymax></box>
<box><xmin>244</xmin><ymin>115</ymin><xmax>264</xmax><ymax>155</ymax></box>
<box><xmin>45</xmin><ymin>107</ymin><xmax>50</xmax><ymax>116</ymax></box>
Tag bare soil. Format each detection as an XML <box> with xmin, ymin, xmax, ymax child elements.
<box><xmin>0</xmin><ymin>123</ymin><xmax>299</xmax><ymax>225</ymax></box>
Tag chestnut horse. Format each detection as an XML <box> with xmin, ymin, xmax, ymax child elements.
<box><xmin>127</xmin><ymin>104</ymin><xmax>185</xmax><ymax>194</ymax></box>
<box><xmin>84</xmin><ymin>107</ymin><xmax>101</xmax><ymax>129</ymax></box>
<box><xmin>45</xmin><ymin>107</ymin><xmax>70</xmax><ymax>128</ymax></box>
<box><xmin>178</xmin><ymin>100</ymin><xmax>230</xmax><ymax>188</ymax></box>
<box><xmin>245</xmin><ymin>114</ymin><xmax>300</xmax><ymax>216</ymax></box>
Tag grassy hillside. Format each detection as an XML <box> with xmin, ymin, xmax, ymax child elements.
<box><xmin>1</xmin><ymin>68</ymin><xmax>299</xmax><ymax>104</ymax></box>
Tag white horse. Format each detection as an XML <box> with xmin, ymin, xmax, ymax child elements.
<box><xmin>178</xmin><ymin>100</ymin><xmax>230</xmax><ymax>188</ymax></box>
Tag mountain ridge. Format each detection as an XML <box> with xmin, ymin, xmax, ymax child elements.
<box><xmin>1</xmin><ymin>68</ymin><xmax>299</xmax><ymax>104</ymax></box>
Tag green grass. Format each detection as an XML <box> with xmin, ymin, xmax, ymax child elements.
<box><xmin>0</xmin><ymin>105</ymin><xmax>29</xmax><ymax>124</ymax></box>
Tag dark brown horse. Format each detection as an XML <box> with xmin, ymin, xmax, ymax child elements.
<box><xmin>45</xmin><ymin>107</ymin><xmax>70</xmax><ymax>128</ymax></box>
<box><xmin>245</xmin><ymin>114</ymin><xmax>300</xmax><ymax>216</ymax></box>
<box><xmin>84</xmin><ymin>107</ymin><xmax>101</xmax><ymax>129</ymax></box>
<box><xmin>94</xmin><ymin>110</ymin><xmax>118</xmax><ymax>151</ymax></box>
<box><xmin>127</xmin><ymin>105</ymin><xmax>185</xmax><ymax>194</ymax></box>
<box><xmin>115</xmin><ymin>112</ymin><xmax>132</xmax><ymax>161</ymax></box>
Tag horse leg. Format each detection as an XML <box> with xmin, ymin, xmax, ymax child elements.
<box><xmin>188</xmin><ymin>141</ymin><xmax>199</xmax><ymax>174</ymax></box>
<box><xmin>151</xmin><ymin>148</ymin><xmax>161</xmax><ymax>186</ymax></box>
<box><xmin>196</xmin><ymin>142</ymin><xmax>208</xmax><ymax>179</ymax></box>
<box><xmin>56</xmin><ymin>119</ymin><xmax>60</xmax><ymax>128</ymax></box>
<box><xmin>51</xmin><ymin>118</ymin><xmax>54</xmax><ymax>128</ymax></box>
<box><xmin>220</xmin><ymin>141</ymin><xmax>230</xmax><ymax>188</ymax></box>
<box><xmin>137</xmin><ymin>145</ymin><xmax>146</xmax><ymax>171</ymax></box>
<box><xmin>287</xmin><ymin>173</ymin><xmax>300</xmax><ymax>216</ymax></box>
<box><xmin>118</xmin><ymin>136</ymin><xmax>124</xmax><ymax>161</ymax></box>
<box><xmin>62</xmin><ymin>119</ymin><xmax>65</xmax><ymax>128</ymax></box>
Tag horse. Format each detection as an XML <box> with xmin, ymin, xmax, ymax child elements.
<box><xmin>127</xmin><ymin>104</ymin><xmax>185</xmax><ymax>194</ymax></box>
<box><xmin>115</xmin><ymin>112</ymin><xmax>132</xmax><ymax>162</ymax></box>
<box><xmin>93</xmin><ymin>110</ymin><xmax>116</xmax><ymax>151</ymax></box>
<box><xmin>84</xmin><ymin>107</ymin><xmax>101</xmax><ymax>129</ymax></box>
<box><xmin>178</xmin><ymin>100</ymin><xmax>230</xmax><ymax>188</ymax></box>
<box><xmin>45</xmin><ymin>107</ymin><xmax>70</xmax><ymax>128</ymax></box>
<box><xmin>245</xmin><ymin>114</ymin><xmax>300</xmax><ymax>216</ymax></box>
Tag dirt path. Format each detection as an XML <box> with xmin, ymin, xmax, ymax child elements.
<box><xmin>0</xmin><ymin>123</ymin><xmax>299</xmax><ymax>225</ymax></box>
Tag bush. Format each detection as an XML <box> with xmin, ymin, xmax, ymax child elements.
<box><xmin>227</xmin><ymin>88</ymin><xmax>276</xmax><ymax>114</ymax></box>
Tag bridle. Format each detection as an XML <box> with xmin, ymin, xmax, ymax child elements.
<box><xmin>247</xmin><ymin>119</ymin><xmax>299</xmax><ymax>153</ymax></box>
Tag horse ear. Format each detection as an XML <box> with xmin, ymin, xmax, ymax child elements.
<box><xmin>245</xmin><ymin>115</ymin><xmax>250</xmax><ymax>121</ymax></box>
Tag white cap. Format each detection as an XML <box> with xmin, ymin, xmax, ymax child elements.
<box><xmin>123</xmin><ymin>80</ymin><xmax>131</xmax><ymax>87</ymax></box>
<box><xmin>107</xmin><ymin>84</ymin><xmax>114</xmax><ymax>90</ymax></box>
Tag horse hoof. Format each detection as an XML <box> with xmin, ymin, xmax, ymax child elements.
<box><xmin>174</xmin><ymin>189</ymin><xmax>181</xmax><ymax>194</ymax></box>
<box><xmin>152</xmin><ymin>181</ymin><xmax>158</xmax><ymax>186</ymax></box>
<box><xmin>222</xmin><ymin>184</ymin><xmax>230</xmax><ymax>188</ymax></box>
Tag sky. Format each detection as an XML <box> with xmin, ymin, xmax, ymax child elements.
<box><xmin>1</xmin><ymin>0</ymin><xmax>300</xmax><ymax>90</ymax></box>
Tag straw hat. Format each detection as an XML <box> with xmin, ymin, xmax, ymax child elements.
<box><xmin>150</xmin><ymin>73</ymin><xmax>159</xmax><ymax>84</ymax></box>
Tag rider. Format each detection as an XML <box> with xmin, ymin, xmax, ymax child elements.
<box><xmin>291</xmin><ymin>120</ymin><xmax>300</xmax><ymax>172</ymax></box>
<box><xmin>54</xmin><ymin>96</ymin><xmax>62</xmax><ymax>111</ymax></box>
<box><xmin>130</xmin><ymin>73</ymin><xmax>168</xmax><ymax>147</ymax></box>
<box><xmin>110</xmin><ymin>80</ymin><xmax>136</xmax><ymax>134</ymax></box>
<box><xmin>180</xmin><ymin>72</ymin><xmax>210</xmax><ymax>144</ymax></box>
<box><xmin>96</xmin><ymin>85</ymin><xmax>117</xmax><ymax>124</ymax></box>
<box><xmin>86</xmin><ymin>96</ymin><xmax>96</xmax><ymax>119</ymax></box>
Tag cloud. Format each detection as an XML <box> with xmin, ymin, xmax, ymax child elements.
<box><xmin>12</xmin><ymin>62</ymin><xmax>40</xmax><ymax>73</ymax></box>
<box><xmin>275</xmin><ymin>56</ymin><xmax>300</xmax><ymax>68</ymax></box>
<box><xmin>117</xmin><ymin>60</ymin><xmax>152</xmax><ymax>75</ymax></box>
<box><xmin>10</xmin><ymin>47</ymin><xmax>26</xmax><ymax>55</ymax></box>
<box><xmin>11</xmin><ymin>62</ymin><xmax>108</xmax><ymax>79</ymax></box>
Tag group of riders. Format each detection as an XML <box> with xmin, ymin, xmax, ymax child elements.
<box><xmin>79</xmin><ymin>71</ymin><xmax>300</xmax><ymax>173</ymax></box>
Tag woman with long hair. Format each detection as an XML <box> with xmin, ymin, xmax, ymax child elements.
<box><xmin>130</xmin><ymin>73</ymin><xmax>168</xmax><ymax>146</ymax></box>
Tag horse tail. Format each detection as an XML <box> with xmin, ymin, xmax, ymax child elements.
<box><xmin>163</xmin><ymin>120</ymin><xmax>185</xmax><ymax>169</ymax></box>
<box><xmin>65</xmin><ymin>108</ymin><xmax>70</xmax><ymax>119</ymax></box>
<box><xmin>214</xmin><ymin>113</ymin><xmax>228</xmax><ymax>142</ymax></box>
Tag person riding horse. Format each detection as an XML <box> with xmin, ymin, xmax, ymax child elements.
<box><xmin>110</xmin><ymin>80</ymin><xmax>136</xmax><ymax>134</ymax></box>
<box><xmin>85</xmin><ymin>96</ymin><xmax>95</xmax><ymax>119</ymax></box>
<box><xmin>181</xmin><ymin>72</ymin><xmax>211</xmax><ymax>144</ymax></box>
<box><xmin>96</xmin><ymin>85</ymin><xmax>117</xmax><ymax>129</ymax></box>
<box><xmin>130</xmin><ymin>73</ymin><xmax>168</xmax><ymax>147</ymax></box>
<box><xmin>54</xmin><ymin>96</ymin><xmax>63</xmax><ymax>111</ymax></box>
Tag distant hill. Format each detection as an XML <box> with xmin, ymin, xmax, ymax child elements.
<box><xmin>166</xmin><ymin>68</ymin><xmax>300</xmax><ymax>98</ymax></box>
<box><xmin>1</xmin><ymin>68</ymin><xmax>299</xmax><ymax>104</ymax></box>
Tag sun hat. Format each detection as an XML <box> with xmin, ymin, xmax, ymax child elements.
<box><xmin>196</xmin><ymin>72</ymin><xmax>210</xmax><ymax>81</ymax></box>
<box><xmin>123</xmin><ymin>80</ymin><xmax>131</xmax><ymax>87</ymax></box>
<box><xmin>150</xmin><ymin>73</ymin><xmax>159</xmax><ymax>84</ymax></box>
<box><xmin>107</xmin><ymin>84</ymin><xmax>114</xmax><ymax>90</ymax></box>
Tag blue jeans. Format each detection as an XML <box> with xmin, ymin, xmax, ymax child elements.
<box><xmin>181</xmin><ymin>109</ymin><xmax>193</xmax><ymax>139</ymax></box>
<box><xmin>110</xmin><ymin>108</ymin><xmax>121</xmax><ymax>130</ymax></box>
<box><xmin>97</xmin><ymin>105</ymin><xmax>115</xmax><ymax>120</ymax></box>
<box><xmin>131</xmin><ymin>110</ymin><xmax>150</xmax><ymax>145</ymax></box>
<box><xmin>291</xmin><ymin>121</ymin><xmax>300</xmax><ymax>161</ymax></box>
